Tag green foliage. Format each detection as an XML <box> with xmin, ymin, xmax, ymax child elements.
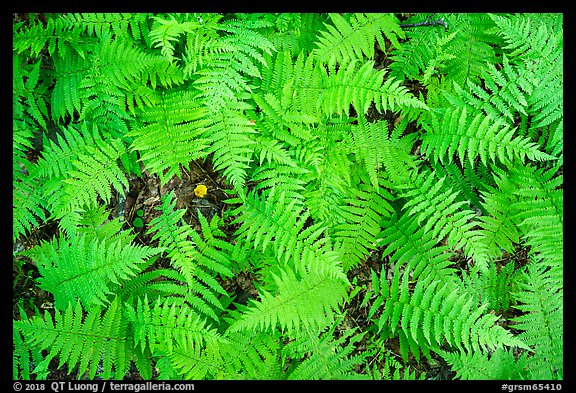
<box><xmin>13</xmin><ymin>12</ymin><xmax>562</xmax><ymax>381</ymax></box>
<box><xmin>147</xmin><ymin>191</ymin><xmax>233</xmax><ymax>322</ymax></box>
<box><xmin>14</xmin><ymin>298</ymin><xmax>136</xmax><ymax>379</ymax></box>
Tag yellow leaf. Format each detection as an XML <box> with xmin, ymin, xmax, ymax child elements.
<box><xmin>194</xmin><ymin>184</ymin><xmax>208</xmax><ymax>198</ymax></box>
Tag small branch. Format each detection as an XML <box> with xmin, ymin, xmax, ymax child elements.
<box><xmin>400</xmin><ymin>17</ymin><xmax>448</xmax><ymax>31</ymax></box>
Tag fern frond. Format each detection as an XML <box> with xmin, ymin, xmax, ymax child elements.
<box><xmin>147</xmin><ymin>191</ymin><xmax>233</xmax><ymax>322</ymax></box>
<box><xmin>229</xmin><ymin>266</ymin><xmax>348</xmax><ymax>337</ymax></box>
<box><xmin>490</xmin><ymin>13</ymin><xmax>562</xmax><ymax>127</ymax></box>
<box><xmin>270</xmin><ymin>13</ymin><xmax>328</xmax><ymax>55</ymax></box>
<box><xmin>59</xmin><ymin>13</ymin><xmax>152</xmax><ymax>42</ymax></box>
<box><xmin>461</xmin><ymin>262</ymin><xmax>520</xmax><ymax>314</ymax></box>
<box><xmin>511</xmin><ymin>262</ymin><xmax>562</xmax><ymax>379</ymax></box>
<box><xmin>149</xmin><ymin>14</ymin><xmax>202</xmax><ymax>61</ymax></box>
<box><xmin>58</xmin><ymin>136</ymin><xmax>129</xmax><ymax>215</ymax></box>
<box><xmin>129</xmin><ymin>88</ymin><xmax>210</xmax><ymax>185</ymax></box>
<box><xmin>368</xmin><ymin>266</ymin><xmax>528</xmax><ymax>362</ymax></box>
<box><xmin>421</xmin><ymin>107</ymin><xmax>555</xmax><ymax>167</ymax></box>
<box><xmin>313</xmin><ymin>13</ymin><xmax>404</xmax><ymax>67</ymax></box>
<box><xmin>334</xmin><ymin>173</ymin><xmax>394</xmax><ymax>271</ymax></box>
<box><xmin>398</xmin><ymin>169</ymin><xmax>479</xmax><ymax>256</ymax></box>
<box><xmin>351</xmin><ymin>115</ymin><xmax>417</xmax><ymax>188</ymax></box>
<box><xmin>284</xmin><ymin>322</ymin><xmax>369</xmax><ymax>380</ymax></box>
<box><xmin>322</xmin><ymin>59</ymin><xmax>428</xmax><ymax>117</ymax></box>
<box><xmin>51</xmin><ymin>47</ymin><xmax>86</xmax><ymax>121</ymax></box>
<box><xmin>21</xmin><ymin>229</ymin><xmax>156</xmax><ymax>310</ymax></box>
<box><xmin>445</xmin><ymin>55</ymin><xmax>535</xmax><ymax>125</ymax></box>
<box><xmin>13</xmin><ymin>307</ymin><xmax>48</xmax><ymax>379</ymax></box>
<box><xmin>441</xmin><ymin>13</ymin><xmax>500</xmax><ymax>86</ymax></box>
<box><xmin>229</xmin><ymin>190</ymin><xmax>322</xmax><ymax>267</ymax></box>
<box><xmin>190</xmin><ymin>19</ymin><xmax>274</xmax><ymax>111</ymax></box>
<box><xmin>378</xmin><ymin>212</ymin><xmax>457</xmax><ymax>283</ymax></box>
<box><xmin>389</xmin><ymin>21</ymin><xmax>457</xmax><ymax>83</ymax></box>
<box><xmin>499</xmin><ymin>164</ymin><xmax>563</xmax><ymax>267</ymax></box>
<box><xmin>125</xmin><ymin>296</ymin><xmax>222</xmax><ymax>355</ymax></box>
<box><xmin>13</xmin><ymin>54</ymin><xmax>49</xmax><ymax>130</ymax></box>
<box><xmin>219</xmin><ymin>329</ymin><xmax>282</xmax><ymax>379</ymax></box>
<box><xmin>251</xmin><ymin>163</ymin><xmax>309</xmax><ymax>207</ymax></box>
<box><xmin>440</xmin><ymin>347</ymin><xmax>526</xmax><ymax>380</ymax></box>
<box><xmin>13</xmin><ymin>174</ymin><xmax>46</xmax><ymax>243</ymax></box>
<box><xmin>202</xmin><ymin>102</ymin><xmax>257</xmax><ymax>188</ymax></box>
<box><xmin>14</xmin><ymin>298</ymin><xmax>133</xmax><ymax>379</ymax></box>
<box><xmin>473</xmin><ymin>185</ymin><xmax>521</xmax><ymax>262</ymax></box>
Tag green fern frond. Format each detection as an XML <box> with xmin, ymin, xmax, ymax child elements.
<box><xmin>202</xmin><ymin>102</ymin><xmax>257</xmax><ymax>188</ymax></box>
<box><xmin>13</xmin><ymin>307</ymin><xmax>48</xmax><ymax>379</ymax></box>
<box><xmin>270</xmin><ymin>13</ymin><xmax>328</xmax><ymax>55</ymax></box>
<box><xmin>129</xmin><ymin>88</ymin><xmax>210</xmax><ymax>185</ymax></box>
<box><xmin>440</xmin><ymin>347</ymin><xmax>526</xmax><ymax>380</ymax></box>
<box><xmin>13</xmin><ymin>175</ymin><xmax>46</xmax><ymax>243</ymax></box>
<box><xmin>445</xmin><ymin>55</ymin><xmax>534</xmax><ymax>124</ymax></box>
<box><xmin>334</xmin><ymin>173</ymin><xmax>394</xmax><ymax>271</ymax></box>
<box><xmin>189</xmin><ymin>19</ymin><xmax>274</xmax><ymax>111</ymax></box>
<box><xmin>421</xmin><ymin>107</ymin><xmax>555</xmax><ymax>167</ymax></box>
<box><xmin>251</xmin><ymin>164</ymin><xmax>309</xmax><ymax>207</ymax></box>
<box><xmin>313</xmin><ymin>13</ymin><xmax>404</xmax><ymax>67</ymax></box>
<box><xmin>59</xmin><ymin>13</ymin><xmax>152</xmax><ymax>42</ymax></box>
<box><xmin>14</xmin><ymin>298</ymin><xmax>134</xmax><ymax>379</ymax></box>
<box><xmin>378</xmin><ymin>212</ymin><xmax>457</xmax><ymax>283</ymax></box>
<box><xmin>441</xmin><ymin>13</ymin><xmax>500</xmax><ymax>86</ymax></box>
<box><xmin>461</xmin><ymin>261</ymin><xmax>520</xmax><ymax>314</ymax></box>
<box><xmin>398</xmin><ymin>169</ymin><xmax>480</xmax><ymax>257</ymax></box>
<box><xmin>125</xmin><ymin>296</ymin><xmax>223</xmax><ymax>355</ymax></box>
<box><xmin>322</xmin><ymin>59</ymin><xmax>429</xmax><ymax>117</ymax></box>
<box><xmin>473</xmin><ymin>185</ymin><xmax>521</xmax><ymax>262</ymax></box>
<box><xmin>21</xmin><ymin>229</ymin><xmax>157</xmax><ymax>310</ymax></box>
<box><xmin>352</xmin><ymin>115</ymin><xmax>417</xmax><ymax>188</ymax></box>
<box><xmin>511</xmin><ymin>262</ymin><xmax>562</xmax><ymax>379</ymax></box>
<box><xmin>368</xmin><ymin>266</ymin><xmax>528</xmax><ymax>361</ymax></box>
<box><xmin>497</xmin><ymin>164</ymin><xmax>563</xmax><ymax>267</ymax></box>
<box><xmin>389</xmin><ymin>22</ymin><xmax>456</xmax><ymax>83</ymax></box>
<box><xmin>13</xmin><ymin>54</ymin><xmax>49</xmax><ymax>130</ymax></box>
<box><xmin>284</xmin><ymin>322</ymin><xmax>369</xmax><ymax>380</ymax></box>
<box><xmin>149</xmin><ymin>14</ymin><xmax>202</xmax><ymax>61</ymax></box>
<box><xmin>229</xmin><ymin>266</ymin><xmax>348</xmax><ymax>337</ymax></box>
<box><xmin>147</xmin><ymin>191</ymin><xmax>233</xmax><ymax>321</ymax></box>
<box><xmin>490</xmin><ymin>13</ymin><xmax>562</xmax><ymax>127</ymax></box>
<box><xmin>58</xmin><ymin>136</ymin><xmax>129</xmax><ymax>215</ymax></box>
<box><xmin>51</xmin><ymin>48</ymin><xmax>86</xmax><ymax>121</ymax></box>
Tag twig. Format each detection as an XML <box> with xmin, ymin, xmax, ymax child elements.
<box><xmin>400</xmin><ymin>17</ymin><xmax>448</xmax><ymax>31</ymax></box>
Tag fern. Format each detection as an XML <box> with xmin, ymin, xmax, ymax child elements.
<box><xmin>511</xmin><ymin>261</ymin><xmax>563</xmax><ymax>379</ymax></box>
<box><xmin>283</xmin><ymin>321</ymin><xmax>370</xmax><ymax>380</ymax></box>
<box><xmin>333</xmin><ymin>171</ymin><xmax>394</xmax><ymax>271</ymax></box>
<box><xmin>202</xmin><ymin>101</ymin><xmax>258</xmax><ymax>188</ymax></box>
<box><xmin>490</xmin><ymin>13</ymin><xmax>562</xmax><ymax>127</ymax></box>
<box><xmin>229</xmin><ymin>266</ymin><xmax>348</xmax><ymax>337</ymax></box>
<box><xmin>125</xmin><ymin>296</ymin><xmax>222</xmax><ymax>355</ymax></box>
<box><xmin>13</xmin><ymin>12</ymin><xmax>562</xmax><ymax>381</ymax></box>
<box><xmin>367</xmin><ymin>266</ymin><xmax>528</xmax><ymax>361</ymax></box>
<box><xmin>444</xmin><ymin>55</ymin><xmax>535</xmax><ymax>125</ymax></box>
<box><xmin>21</xmin><ymin>228</ymin><xmax>157</xmax><ymax>310</ymax></box>
<box><xmin>420</xmin><ymin>107</ymin><xmax>555</xmax><ymax>167</ymax></box>
<box><xmin>313</xmin><ymin>13</ymin><xmax>404</xmax><ymax>67</ymax></box>
<box><xmin>440</xmin><ymin>347</ymin><xmax>526</xmax><ymax>380</ymax></box>
<box><xmin>14</xmin><ymin>298</ymin><xmax>135</xmax><ymax>379</ymax></box>
<box><xmin>128</xmin><ymin>88</ymin><xmax>210</xmax><ymax>185</ymax></box>
<box><xmin>147</xmin><ymin>191</ymin><xmax>233</xmax><ymax>321</ymax></box>
<box><xmin>461</xmin><ymin>261</ymin><xmax>520</xmax><ymax>314</ymax></box>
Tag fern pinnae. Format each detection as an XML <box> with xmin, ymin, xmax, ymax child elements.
<box><xmin>147</xmin><ymin>191</ymin><xmax>233</xmax><ymax>321</ymax></box>
<box><xmin>15</xmin><ymin>298</ymin><xmax>134</xmax><ymax>379</ymax></box>
<box><xmin>22</xmin><ymin>229</ymin><xmax>157</xmax><ymax>310</ymax></box>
